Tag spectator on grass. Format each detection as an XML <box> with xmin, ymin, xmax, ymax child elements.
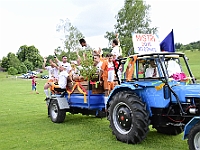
<box><xmin>31</xmin><ymin>75</ymin><xmax>39</xmax><ymax>94</ymax></box>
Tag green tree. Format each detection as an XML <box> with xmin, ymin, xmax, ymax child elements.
<box><xmin>45</xmin><ymin>55</ymin><xmax>55</xmax><ymax>66</ymax></box>
<box><xmin>8</xmin><ymin>67</ymin><xmax>18</xmax><ymax>75</ymax></box>
<box><xmin>78</xmin><ymin>50</ymin><xmax>97</xmax><ymax>80</ymax></box>
<box><xmin>1</xmin><ymin>57</ymin><xmax>9</xmax><ymax>71</ymax></box>
<box><xmin>17</xmin><ymin>45</ymin><xmax>29</xmax><ymax>62</ymax></box>
<box><xmin>56</xmin><ymin>18</ymin><xmax>84</xmax><ymax>58</ymax></box>
<box><xmin>175</xmin><ymin>43</ymin><xmax>182</xmax><ymax>50</ymax></box>
<box><xmin>180</xmin><ymin>45</ymin><xmax>185</xmax><ymax>51</ymax></box>
<box><xmin>7</xmin><ymin>52</ymin><xmax>21</xmax><ymax>70</ymax></box>
<box><xmin>185</xmin><ymin>44</ymin><xmax>192</xmax><ymax>50</ymax></box>
<box><xmin>18</xmin><ymin>63</ymin><xmax>28</xmax><ymax>74</ymax></box>
<box><xmin>17</xmin><ymin>45</ymin><xmax>43</xmax><ymax>69</ymax></box>
<box><xmin>104</xmin><ymin>0</ymin><xmax>157</xmax><ymax>55</ymax></box>
<box><xmin>24</xmin><ymin>60</ymin><xmax>34</xmax><ymax>71</ymax></box>
<box><xmin>64</xmin><ymin>26</ymin><xmax>84</xmax><ymax>58</ymax></box>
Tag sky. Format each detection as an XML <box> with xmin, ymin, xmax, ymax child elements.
<box><xmin>0</xmin><ymin>0</ymin><xmax>200</xmax><ymax>59</ymax></box>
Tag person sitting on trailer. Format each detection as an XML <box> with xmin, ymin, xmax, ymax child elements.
<box><xmin>44</xmin><ymin>65</ymin><xmax>69</xmax><ymax>99</ymax></box>
<box><xmin>99</xmin><ymin>53</ymin><xmax>116</xmax><ymax>108</ymax></box>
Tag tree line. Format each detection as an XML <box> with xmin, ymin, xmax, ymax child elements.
<box><xmin>175</xmin><ymin>41</ymin><xmax>200</xmax><ymax>51</ymax></box>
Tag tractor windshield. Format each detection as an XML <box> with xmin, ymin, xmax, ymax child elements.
<box><xmin>118</xmin><ymin>52</ymin><xmax>195</xmax><ymax>84</ymax></box>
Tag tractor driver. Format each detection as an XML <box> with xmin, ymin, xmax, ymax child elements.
<box><xmin>145</xmin><ymin>59</ymin><xmax>159</xmax><ymax>78</ymax></box>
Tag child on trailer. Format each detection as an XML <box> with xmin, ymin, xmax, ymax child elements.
<box><xmin>31</xmin><ymin>75</ymin><xmax>39</xmax><ymax>94</ymax></box>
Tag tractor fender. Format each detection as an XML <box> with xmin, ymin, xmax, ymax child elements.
<box><xmin>51</xmin><ymin>96</ymin><xmax>70</xmax><ymax>110</ymax></box>
<box><xmin>183</xmin><ymin>116</ymin><xmax>200</xmax><ymax>140</ymax></box>
<box><xmin>108</xmin><ymin>84</ymin><xmax>143</xmax><ymax>102</ymax></box>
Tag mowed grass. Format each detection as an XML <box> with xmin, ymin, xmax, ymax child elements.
<box><xmin>0</xmin><ymin>76</ymin><xmax>188</xmax><ymax>150</ymax></box>
<box><xmin>0</xmin><ymin>51</ymin><xmax>199</xmax><ymax>150</ymax></box>
<box><xmin>181</xmin><ymin>50</ymin><xmax>200</xmax><ymax>80</ymax></box>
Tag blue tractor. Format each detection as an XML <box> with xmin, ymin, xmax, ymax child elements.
<box><xmin>48</xmin><ymin>52</ymin><xmax>200</xmax><ymax>150</ymax></box>
<box><xmin>106</xmin><ymin>52</ymin><xmax>200</xmax><ymax>150</ymax></box>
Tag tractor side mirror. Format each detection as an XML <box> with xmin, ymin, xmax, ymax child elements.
<box><xmin>163</xmin><ymin>85</ymin><xmax>170</xmax><ymax>99</ymax></box>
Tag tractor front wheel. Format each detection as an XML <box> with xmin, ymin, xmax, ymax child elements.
<box><xmin>49</xmin><ymin>99</ymin><xmax>66</xmax><ymax>123</ymax></box>
<box><xmin>188</xmin><ymin>122</ymin><xmax>200</xmax><ymax>150</ymax></box>
<box><xmin>108</xmin><ymin>91</ymin><xmax>149</xmax><ymax>144</ymax></box>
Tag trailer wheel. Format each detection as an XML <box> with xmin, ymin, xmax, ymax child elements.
<box><xmin>188</xmin><ymin>122</ymin><xmax>200</xmax><ymax>150</ymax></box>
<box><xmin>49</xmin><ymin>99</ymin><xmax>66</xmax><ymax>123</ymax></box>
<box><xmin>155</xmin><ymin>126</ymin><xmax>183</xmax><ymax>135</ymax></box>
<box><xmin>108</xmin><ymin>91</ymin><xmax>149</xmax><ymax>144</ymax></box>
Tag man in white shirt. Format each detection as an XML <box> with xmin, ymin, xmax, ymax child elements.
<box><xmin>145</xmin><ymin>59</ymin><xmax>159</xmax><ymax>78</ymax></box>
<box><xmin>107</xmin><ymin>54</ymin><xmax>115</xmax><ymax>93</ymax></box>
<box><xmin>43</xmin><ymin>58</ymin><xmax>59</xmax><ymax>79</ymax></box>
<box><xmin>111</xmin><ymin>39</ymin><xmax>120</xmax><ymax>60</ymax></box>
<box><xmin>44</xmin><ymin>65</ymin><xmax>69</xmax><ymax>100</ymax></box>
<box><xmin>54</xmin><ymin>55</ymin><xmax>72</xmax><ymax>74</ymax></box>
<box><xmin>43</xmin><ymin>57</ymin><xmax>59</xmax><ymax>99</ymax></box>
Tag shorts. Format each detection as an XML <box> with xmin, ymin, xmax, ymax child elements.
<box><xmin>108</xmin><ymin>82</ymin><xmax>115</xmax><ymax>91</ymax></box>
<box><xmin>103</xmin><ymin>80</ymin><xmax>108</xmax><ymax>90</ymax></box>
<box><xmin>50</xmin><ymin>83</ymin><xmax>66</xmax><ymax>94</ymax></box>
<box><xmin>103</xmin><ymin>80</ymin><xmax>115</xmax><ymax>90</ymax></box>
<box><xmin>46</xmin><ymin>78</ymin><xmax>54</xmax><ymax>83</ymax></box>
<box><xmin>32</xmin><ymin>85</ymin><xmax>36</xmax><ymax>91</ymax></box>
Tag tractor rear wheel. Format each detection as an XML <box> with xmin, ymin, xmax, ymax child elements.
<box><xmin>49</xmin><ymin>99</ymin><xmax>66</xmax><ymax>123</ymax></box>
<box><xmin>108</xmin><ymin>91</ymin><xmax>149</xmax><ymax>144</ymax></box>
<box><xmin>155</xmin><ymin>126</ymin><xmax>183</xmax><ymax>135</ymax></box>
<box><xmin>188</xmin><ymin>122</ymin><xmax>200</xmax><ymax>150</ymax></box>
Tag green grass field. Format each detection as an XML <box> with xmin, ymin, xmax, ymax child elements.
<box><xmin>0</xmin><ymin>51</ymin><xmax>199</xmax><ymax>150</ymax></box>
<box><xmin>181</xmin><ymin>51</ymin><xmax>200</xmax><ymax>81</ymax></box>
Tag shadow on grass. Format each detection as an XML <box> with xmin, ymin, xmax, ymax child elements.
<box><xmin>36</xmin><ymin>113</ymin><xmax>188</xmax><ymax>150</ymax></box>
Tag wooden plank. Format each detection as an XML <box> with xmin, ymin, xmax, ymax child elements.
<box><xmin>92</xmin><ymin>84</ymin><xmax>104</xmax><ymax>94</ymax></box>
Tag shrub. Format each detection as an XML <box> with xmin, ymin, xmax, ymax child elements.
<box><xmin>8</xmin><ymin>67</ymin><xmax>18</xmax><ymax>75</ymax></box>
<box><xmin>18</xmin><ymin>63</ymin><xmax>28</xmax><ymax>74</ymax></box>
<box><xmin>24</xmin><ymin>60</ymin><xmax>34</xmax><ymax>71</ymax></box>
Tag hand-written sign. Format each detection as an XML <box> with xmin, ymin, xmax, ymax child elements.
<box><xmin>132</xmin><ymin>33</ymin><xmax>160</xmax><ymax>54</ymax></box>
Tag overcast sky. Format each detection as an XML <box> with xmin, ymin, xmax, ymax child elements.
<box><xmin>0</xmin><ymin>0</ymin><xmax>200</xmax><ymax>58</ymax></box>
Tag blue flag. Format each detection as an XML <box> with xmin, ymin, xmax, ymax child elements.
<box><xmin>160</xmin><ymin>29</ymin><xmax>175</xmax><ymax>52</ymax></box>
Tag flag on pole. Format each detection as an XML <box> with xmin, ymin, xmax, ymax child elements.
<box><xmin>160</xmin><ymin>29</ymin><xmax>175</xmax><ymax>52</ymax></box>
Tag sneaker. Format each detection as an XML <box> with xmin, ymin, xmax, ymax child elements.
<box><xmin>44</xmin><ymin>97</ymin><xmax>50</xmax><ymax>101</ymax></box>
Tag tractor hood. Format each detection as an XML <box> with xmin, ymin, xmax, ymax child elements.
<box><xmin>171</xmin><ymin>84</ymin><xmax>200</xmax><ymax>102</ymax></box>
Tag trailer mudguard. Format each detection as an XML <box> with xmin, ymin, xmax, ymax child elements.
<box><xmin>183</xmin><ymin>116</ymin><xmax>200</xmax><ymax>140</ymax></box>
<box><xmin>51</xmin><ymin>96</ymin><xmax>70</xmax><ymax>109</ymax></box>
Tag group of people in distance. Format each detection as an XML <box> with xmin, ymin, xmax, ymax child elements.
<box><xmin>42</xmin><ymin>37</ymin><xmax>122</xmax><ymax>106</ymax></box>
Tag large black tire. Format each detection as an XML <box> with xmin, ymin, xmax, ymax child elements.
<box><xmin>188</xmin><ymin>122</ymin><xmax>200</xmax><ymax>150</ymax></box>
<box><xmin>49</xmin><ymin>99</ymin><xmax>66</xmax><ymax>123</ymax></box>
<box><xmin>108</xmin><ymin>91</ymin><xmax>149</xmax><ymax>144</ymax></box>
<box><xmin>155</xmin><ymin>126</ymin><xmax>184</xmax><ymax>135</ymax></box>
